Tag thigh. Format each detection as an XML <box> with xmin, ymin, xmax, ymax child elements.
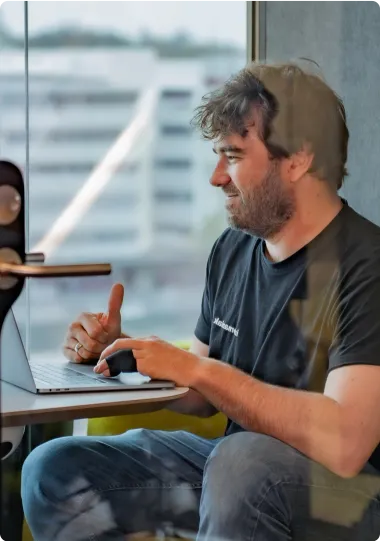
<box><xmin>200</xmin><ymin>432</ymin><xmax>380</xmax><ymax>541</ymax></box>
<box><xmin>22</xmin><ymin>429</ymin><xmax>217</xmax><ymax>539</ymax></box>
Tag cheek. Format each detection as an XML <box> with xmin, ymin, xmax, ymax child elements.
<box><xmin>229</xmin><ymin>161</ymin><xmax>261</xmax><ymax>190</ymax></box>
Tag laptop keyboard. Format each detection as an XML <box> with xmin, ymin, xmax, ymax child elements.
<box><xmin>30</xmin><ymin>362</ymin><xmax>110</xmax><ymax>387</ymax></box>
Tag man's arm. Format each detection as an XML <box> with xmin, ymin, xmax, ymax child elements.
<box><xmin>121</xmin><ymin>330</ymin><xmax>216</xmax><ymax>417</ymax></box>
<box><xmin>191</xmin><ymin>359</ymin><xmax>380</xmax><ymax>478</ymax></box>
<box><xmin>100</xmin><ymin>335</ymin><xmax>380</xmax><ymax>476</ymax></box>
<box><xmin>166</xmin><ymin>336</ymin><xmax>218</xmax><ymax>417</ymax></box>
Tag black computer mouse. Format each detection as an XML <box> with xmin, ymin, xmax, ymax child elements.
<box><xmin>104</xmin><ymin>349</ymin><xmax>137</xmax><ymax>377</ymax></box>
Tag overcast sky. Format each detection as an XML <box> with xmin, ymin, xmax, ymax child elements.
<box><xmin>1</xmin><ymin>1</ymin><xmax>247</xmax><ymax>47</ymax></box>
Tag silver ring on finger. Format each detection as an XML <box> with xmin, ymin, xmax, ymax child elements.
<box><xmin>74</xmin><ymin>342</ymin><xmax>84</xmax><ymax>355</ymax></box>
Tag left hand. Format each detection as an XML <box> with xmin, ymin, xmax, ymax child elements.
<box><xmin>94</xmin><ymin>336</ymin><xmax>202</xmax><ymax>387</ymax></box>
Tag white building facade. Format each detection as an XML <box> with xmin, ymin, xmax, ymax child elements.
<box><xmin>0</xmin><ymin>45</ymin><xmax>245</xmax><ymax>353</ymax></box>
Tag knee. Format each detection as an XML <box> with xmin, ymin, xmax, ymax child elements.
<box><xmin>202</xmin><ymin>432</ymin><xmax>304</xmax><ymax>515</ymax></box>
<box><xmin>21</xmin><ymin>436</ymin><xmax>90</xmax><ymax>516</ymax></box>
<box><xmin>21</xmin><ymin>436</ymin><xmax>125</xmax><ymax>540</ymax></box>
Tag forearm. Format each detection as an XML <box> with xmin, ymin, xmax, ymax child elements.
<box><xmin>120</xmin><ymin>332</ymin><xmax>216</xmax><ymax>417</ymax></box>
<box><xmin>192</xmin><ymin>358</ymin><xmax>352</xmax><ymax>476</ymax></box>
<box><xmin>166</xmin><ymin>389</ymin><xmax>218</xmax><ymax>417</ymax></box>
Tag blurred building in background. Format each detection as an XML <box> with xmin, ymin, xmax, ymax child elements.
<box><xmin>0</xmin><ymin>24</ymin><xmax>245</xmax><ymax>354</ymax></box>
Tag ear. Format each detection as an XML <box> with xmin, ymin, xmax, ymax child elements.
<box><xmin>281</xmin><ymin>147</ymin><xmax>314</xmax><ymax>184</ymax></box>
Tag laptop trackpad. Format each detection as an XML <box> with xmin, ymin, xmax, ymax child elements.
<box><xmin>67</xmin><ymin>362</ymin><xmax>151</xmax><ymax>385</ymax></box>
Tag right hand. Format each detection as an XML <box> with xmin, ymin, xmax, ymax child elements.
<box><xmin>62</xmin><ymin>283</ymin><xmax>125</xmax><ymax>363</ymax></box>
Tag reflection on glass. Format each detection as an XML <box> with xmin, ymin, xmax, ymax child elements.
<box><xmin>0</xmin><ymin>1</ymin><xmax>246</xmax><ymax>357</ymax></box>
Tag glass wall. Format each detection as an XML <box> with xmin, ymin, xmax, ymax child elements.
<box><xmin>255</xmin><ymin>0</ymin><xmax>380</xmax><ymax>533</ymax></box>
<box><xmin>1</xmin><ymin>3</ymin><xmax>380</xmax><ymax>539</ymax></box>
<box><xmin>0</xmin><ymin>1</ymin><xmax>29</xmax><ymax>352</ymax></box>
<box><xmin>0</xmin><ymin>1</ymin><xmax>247</xmax><ymax>358</ymax></box>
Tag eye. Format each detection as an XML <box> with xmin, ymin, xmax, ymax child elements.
<box><xmin>226</xmin><ymin>155</ymin><xmax>240</xmax><ymax>162</ymax></box>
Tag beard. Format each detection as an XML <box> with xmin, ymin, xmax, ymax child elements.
<box><xmin>225</xmin><ymin>160</ymin><xmax>296</xmax><ymax>239</ymax></box>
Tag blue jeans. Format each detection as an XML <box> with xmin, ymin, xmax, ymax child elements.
<box><xmin>21</xmin><ymin>429</ymin><xmax>380</xmax><ymax>541</ymax></box>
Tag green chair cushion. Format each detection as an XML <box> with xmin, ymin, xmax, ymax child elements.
<box><xmin>87</xmin><ymin>409</ymin><xmax>227</xmax><ymax>439</ymax></box>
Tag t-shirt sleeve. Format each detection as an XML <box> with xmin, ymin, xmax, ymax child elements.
<box><xmin>194</xmin><ymin>256</ymin><xmax>213</xmax><ymax>346</ymax></box>
<box><xmin>328</xmin><ymin>258</ymin><xmax>380</xmax><ymax>372</ymax></box>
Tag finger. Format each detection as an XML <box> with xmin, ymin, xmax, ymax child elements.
<box><xmin>62</xmin><ymin>345</ymin><xmax>87</xmax><ymax>365</ymax></box>
<box><xmin>96</xmin><ymin>312</ymin><xmax>108</xmax><ymax>326</ymax></box>
<box><xmin>131</xmin><ymin>349</ymin><xmax>146</xmax><ymax>360</ymax></box>
<box><xmin>77</xmin><ymin>313</ymin><xmax>108</xmax><ymax>343</ymax></box>
<box><xmin>63</xmin><ymin>347</ymin><xmax>82</xmax><ymax>364</ymax></box>
<box><xmin>99</xmin><ymin>338</ymin><xmax>147</xmax><ymax>361</ymax></box>
<box><xmin>63</xmin><ymin>323</ymin><xmax>79</xmax><ymax>349</ymax></box>
<box><xmin>65</xmin><ymin>337</ymin><xmax>100</xmax><ymax>362</ymax></box>
<box><xmin>69</xmin><ymin>326</ymin><xmax>107</xmax><ymax>356</ymax></box>
<box><xmin>105</xmin><ymin>283</ymin><xmax>124</xmax><ymax>329</ymax></box>
<box><xmin>93</xmin><ymin>359</ymin><xmax>111</xmax><ymax>377</ymax></box>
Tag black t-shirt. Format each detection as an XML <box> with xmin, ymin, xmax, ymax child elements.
<box><xmin>195</xmin><ymin>202</ymin><xmax>380</xmax><ymax>471</ymax></box>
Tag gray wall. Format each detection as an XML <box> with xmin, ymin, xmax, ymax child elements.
<box><xmin>262</xmin><ymin>1</ymin><xmax>380</xmax><ymax>224</ymax></box>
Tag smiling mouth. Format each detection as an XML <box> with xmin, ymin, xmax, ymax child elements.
<box><xmin>225</xmin><ymin>194</ymin><xmax>240</xmax><ymax>210</ymax></box>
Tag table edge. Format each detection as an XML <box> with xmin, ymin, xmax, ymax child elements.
<box><xmin>1</xmin><ymin>387</ymin><xmax>189</xmax><ymax>427</ymax></box>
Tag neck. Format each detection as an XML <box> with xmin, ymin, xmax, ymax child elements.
<box><xmin>265</xmin><ymin>187</ymin><xmax>343</xmax><ymax>263</ymax></box>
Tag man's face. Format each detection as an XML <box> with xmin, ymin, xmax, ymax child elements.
<box><xmin>211</xmin><ymin>126</ymin><xmax>295</xmax><ymax>239</ymax></box>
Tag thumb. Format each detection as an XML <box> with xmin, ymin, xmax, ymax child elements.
<box><xmin>105</xmin><ymin>283</ymin><xmax>124</xmax><ymax>329</ymax></box>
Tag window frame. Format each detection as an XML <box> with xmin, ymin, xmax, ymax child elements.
<box><xmin>248</xmin><ymin>1</ymin><xmax>266</xmax><ymax>62</ymax></box>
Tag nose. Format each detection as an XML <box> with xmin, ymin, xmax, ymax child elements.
<box><xmin>209</xmin><ymin>158</ymin><xmax>231</xmax><ymax>188</ymax></box>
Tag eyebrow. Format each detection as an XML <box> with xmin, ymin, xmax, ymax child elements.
<box><xmin>213</xmin><ymin>145</ymin><xmax>246</xmax><ymax>155</ymax></box>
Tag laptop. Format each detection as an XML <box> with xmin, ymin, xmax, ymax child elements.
<box><xmin>0</xmin><ymin>309</ymin><xmax>175</xmax><ymax>394</ymax></box>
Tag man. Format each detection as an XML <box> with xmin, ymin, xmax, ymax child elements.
<box><xmin>22</xmin><ymin>63</ymin><xmax>380</xmax><ymax>541</ymax></box>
